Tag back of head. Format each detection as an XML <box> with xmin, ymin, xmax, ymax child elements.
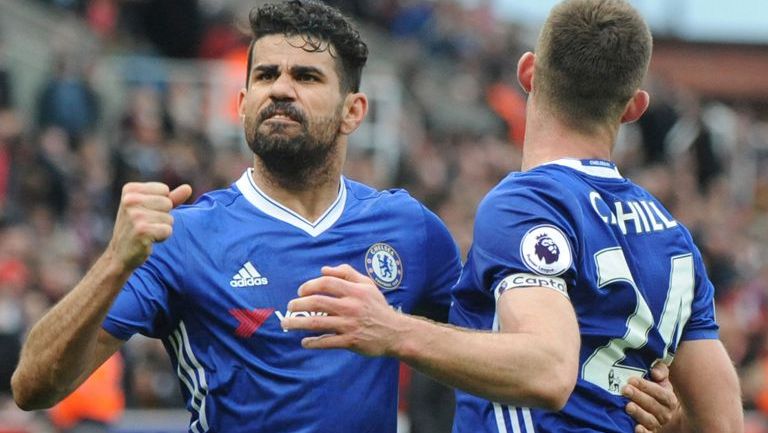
<box><xmin>246</xmin><ymin>0</ymin><xmax>368</xmax><ymax>93</ymax></box>
<box><xmin>535</xmin><ymin>0</ymin><xmax>652</xmax><ymax>132</ymax></box>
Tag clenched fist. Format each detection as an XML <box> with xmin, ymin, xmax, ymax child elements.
<box><xmin>108</xmin><ymin>182</ymin><xmax>192</xmax><ymax>271</ymax></box>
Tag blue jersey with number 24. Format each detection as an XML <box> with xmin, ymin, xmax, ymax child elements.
<box><xmin>450</xmin><ymin>159</ymin><xmax>719</xmax><ymax>433</ymax></box>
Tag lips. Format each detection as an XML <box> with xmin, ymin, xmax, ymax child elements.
<box><xmin>266</xmin><ymin>113</ymin><xmax>299</xmax><ymax>122</ymax></box>
<box><xmin>259</xmin><ymin>102</ymin><xmax>305</xmax><ymax>124</ymax></box>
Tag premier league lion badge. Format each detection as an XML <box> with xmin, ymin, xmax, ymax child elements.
<box><xmin>365</xmin><ymin>243</ymin><xmax>403</xmax><ymax>291</ymax></box>
<box><xmin>520</xmin><ymin>225</ymin><xmax>573</xmax><ymax>276</ymax></box>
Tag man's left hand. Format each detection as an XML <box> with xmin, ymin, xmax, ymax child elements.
<box><xmin>622</xmin><ymin>362</ymin><xmax>680</xmax><ymax>433</ymax></box>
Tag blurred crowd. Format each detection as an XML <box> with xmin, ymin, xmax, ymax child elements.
<box><xmin>2</xmin><ymin>0</ymin><xmax>768</xmax><ymax>432</ymax></box>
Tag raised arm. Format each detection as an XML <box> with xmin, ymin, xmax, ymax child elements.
<box><xmin>660</xmin><ymin>339</ymin><xmax>743</xmax><ymax>433</ymax></box>
<box><xmin>11</xmin><ymin>182</ymin><xmax>191</xmax><ymax>410</ymax></box>
<box><xmin>282</xmin><ymin>264</ymin><xmax>580</xmax><ymax>410</ymax></box>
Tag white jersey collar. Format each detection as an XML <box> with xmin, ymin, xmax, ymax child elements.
<box><xmin>235</xmin><ymin>168</ymin><xmax>347</xmax><ymax>237</ymax></box>
<box><xmin>544</xmin><ymin>158</ymin><xmax>623</xmax><ymax>179</ymax></box>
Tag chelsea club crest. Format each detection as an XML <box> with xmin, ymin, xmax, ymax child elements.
<box><xmin>365</xmin><ymin>243</ymin><xmax>403</xmax><ymax>291</ymax></box>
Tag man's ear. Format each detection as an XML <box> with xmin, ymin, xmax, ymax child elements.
<box><xmin>621</xmin><ymin>90</ymin><xmax>650</xmax><ymax>124</ymax></box>
<box><xmin>517</xmin><ymin>51</ymin><xmax>535</xmax><ymax>94</ymax></box>
<box><xmin>340</xmin><ymin>92</ymin><xmax>368</xmax><ymax>135</ymax></box>
<box><xmin>237</xmin><ymin>88</ymin><xmax>247</xmax><ymax>122</ymax></box>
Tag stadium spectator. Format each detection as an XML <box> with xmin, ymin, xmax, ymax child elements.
<box><xmin>36</xmin><ymin>55</ymin><xmax>100</xmax><ymax>148</ymax></box>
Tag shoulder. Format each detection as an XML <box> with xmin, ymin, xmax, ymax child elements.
<box><xmin>478</xmin><ymin>168</ymin><xmax>580</xmax><ymax>219</ymax></box>
<box><xmin>345</xmin><ymin>178</ymin><xmax>427</xmax><ymax>216</ymax></box>
<box><xmin>345</xmin><ymin>177</ymin><xmax>452</xmax><ymax>238</ymax></box>
<box><xmin>489</xmin><ymin>167</ymin><xmax>580</xmax><ymax>198</ymax></box>
<box><xmin>170</xmin><ymin>184</ymin><xmax>240</xmax><ymax>226</ymax></box>
<box><xmin>472</xmin><ymin>169</ymin><xmax>584</xmax><ymax>257</ymax></box>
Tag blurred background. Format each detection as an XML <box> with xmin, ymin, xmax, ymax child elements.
<box><xmin>0</xmin><ymin>0</ymin><xmax>767</xmax><ymax>432</ymax></box>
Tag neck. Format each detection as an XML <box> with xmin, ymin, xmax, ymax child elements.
<box><xmin>521</xmin><ymin>102</ymin><xmax>618</xmax><ymax>171</ymax></box>
<box><xmin>251</xmin><ymin>151</ymin><xmax>346</xmax><ymax>223</ymax></box>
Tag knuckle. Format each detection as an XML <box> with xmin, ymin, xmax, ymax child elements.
<box><xmin>162</xmin><ymin>197</ymin><xmax>174</xmax><ymax>211</ymax></box>
<box><xmin>635</xmin><ymin>380</ymin><xmax>648</xmax><ymax>391</ymax></box>
<box><xmin>122</xmin><ymin>182</ymin><xmax>139</xmax><ymax>194</ymax></box>
<box><xmin>159</xmin><ymin>213</ymin><xmax>173</xmax><ymax>226</ymax></box>
<box><xmin>133</xmin><ymin>222</ymin><xmax>149</xmax><ymax>237</ymax></box>
<box><xmin>146</xmin><ymin>182</ymin><xmax>170</xmax><ymax>195</ymax></box>
<box><xmin>126</xmin><ymin>207</ymin><xmax>143</xmax><ymax>221</ymax></box>
<box><xmin>122</xmin><ymin>192</ymin><xmax>141</xmax><ymax>206</ymax></box>
<box><xmin>339</xmin><ymin>299</ymin><xmax>359</xmax><ymax>316</ymax></box>
<box><xmin>348</xmin><ymin>333</ymin><xmax>361</xmax><ymax>348</ymax></box>
<box><xmin>314</xmin><ymin>316</ymin><xmax>327</xmax><ymax>328</ymax></box>
<box><xmin>340</xmin><ymin>319</ymin><xmax>357</xmax><ymax>334</ymax></box>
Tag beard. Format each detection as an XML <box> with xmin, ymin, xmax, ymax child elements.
<box><xmin>244</xmin><ymin>101</ymin><xmax>342</xmax><ymax>190</ymax></box>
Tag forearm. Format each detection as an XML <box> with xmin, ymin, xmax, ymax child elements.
<box><xmin>284</xmin><ymin>272</ymin><xmax>580</xmax><ymax>408</ymax></box>
<box><xmin>392</xmin><ymin>314</ymin><xmax>578</xmax><ymax>409</ymax></box>
<box><xmin>663</xmin><ymin>399</ymin><xmax>742</xmax><ymax>433</ymax></box>
<box><xmin>679</xmin><ymin>393</ymin><xmax>743</xmax><ymax>433</ymax></box>
<box><xmin>12</xmin><ymin>251</ymin><xmax>131</xmax><ymax>409</ymax></box>
<box><xmin>668</xmin><ymin>339</ymin><xmax>744</xmax><ymax>433</ymax></box>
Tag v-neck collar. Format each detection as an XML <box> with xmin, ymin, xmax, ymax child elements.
<box><xmin>235</xmin><ymin>168</ymin><xmax>347</xmax><ymax>237</ymax></box>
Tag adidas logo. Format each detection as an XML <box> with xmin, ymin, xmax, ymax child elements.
<box><xmin>230</xmin><ymin>261</ymin><xmax>269</xmax><ymax>287</ymax></box>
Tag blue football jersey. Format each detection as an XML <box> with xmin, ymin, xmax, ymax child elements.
<box><xmin>450</xmin><ymin>159</ymin><xmax>719</xmax><ymax>433</ymax></box>
<box><xmin>103</xmin><ymin>169</ymin><xmax>461</xmax><ymax>433</ymax></box>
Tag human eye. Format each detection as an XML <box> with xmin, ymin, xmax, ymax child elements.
<box><xmin>255</xmin><ymin>71</ymin><xmax>276</xmax><ymax>81</ymax></box>
<box><xmin>297</xmin><ymin>73</ymin><xmax>319</xmax><ymax>82</ymax></box>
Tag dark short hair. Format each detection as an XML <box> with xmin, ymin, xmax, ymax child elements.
<box><xmin>535</xmin><ymin>0</ymin><xmax>652</xmax><ymax>132</ymax></box>
<box><xmin>246</xmin><ymin>0</ymin><xmax>368</xmax><ymax>93</ymax></box>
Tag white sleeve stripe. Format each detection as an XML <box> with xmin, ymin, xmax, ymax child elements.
<box><xmin>508</xmin><ymin>406</ymin><xmax>523</xmax><ymax>433</ymax></box>
<box><xmin>494</xmin><ymin>273</ymin><xmax>570</xmax><ymax>300</ymax></box>
<box><xmin>492</xmin><ymin>402</ymin><xmax>508</xmax><ymax>433</ymax></box>
<box><xmin>521</xmin><ymin>407</ymin><xmax>535</xmax><ymax>432</ymax></box>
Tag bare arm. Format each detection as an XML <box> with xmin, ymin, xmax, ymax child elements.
<box><xmin>660</xmin><ymin>339</ymin><xmax>743</xmax><ymax>433</ymax></box>
<box><xmin>281</xmin><ymin>265</ymin><xmax>580</xmax><ymax>410</ymax></box>
<box><xmin>394</xmin><ymin>285</ymin><xmax>580</xmax><ymax>409</ymax></box>
<box><xmin>11</xmin><ymin>182</ymin><xmax>191</xmax><ymax>410</ymax></box>
<box><xmin>12</xmin><ymin>256</ymin><xmax>130</xmax><ymax>410</ymax></box>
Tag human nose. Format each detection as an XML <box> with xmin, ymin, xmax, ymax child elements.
<box><xmin>269</xmin><ymin>73</ymin><xmax>297</xmax><ymax>100</ymax></box>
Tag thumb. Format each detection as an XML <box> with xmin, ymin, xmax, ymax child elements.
<box><xmin>322</xmin><ymin>264</ymin><xmax>371</xmax><ymax>284</ymax></box>
<box><xmin>169</xmin><ymin>184</ymin><xmax>193</xmax><ymax>208</ymax></box>
<box><xmin>650</xmin><ymin>361</ymin><xmax>670</xmax><ymax>383</ymax></box>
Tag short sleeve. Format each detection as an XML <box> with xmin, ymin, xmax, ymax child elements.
<box><xmin>469</xmin><ymin>176</ymin><xmax>579</xmax><ymax>299</ymax></box>
<box><xmin>680</xmin><ymin>243</ymin><xmax>719</xmax><ymax>341</ymax></box>
<box><xmin>102</xmin><ymin>214</ymin><xmax>187</xmax><ymax>340</ymax></box>
<box><xmin>413</xmin><ymin>205</ymin><xmax>461</xmax><ymax>322</ymax></box>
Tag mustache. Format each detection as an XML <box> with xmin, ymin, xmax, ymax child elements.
<box><xmin>258</xmin><ymin>101</ymin><xmax>306</xmax><ymax>124</ymax></box>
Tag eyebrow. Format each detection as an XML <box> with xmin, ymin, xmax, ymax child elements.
<box><xmin>251</xmin><ymin>64</ymin><xmax>327</xmax><ymax>78</ymax></box>
<box><xmin>252</xmin><ymin>64</ymin><xmax>279</xmax><ymax>76</ymax></box>
<box><xmin>291</xmin><ymin>66</ymin><xmax>324</xmax><ymax>77</ymax></box>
